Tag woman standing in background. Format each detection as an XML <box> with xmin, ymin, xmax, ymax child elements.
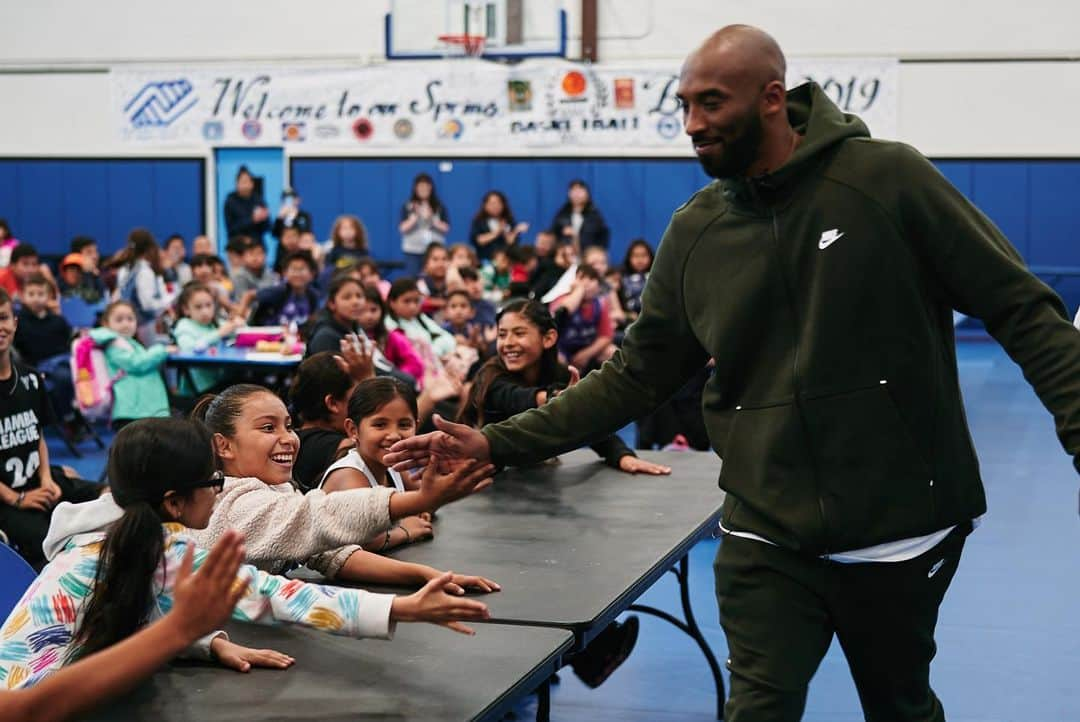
<box><xmin>399</xmin><ymin>173</ymin><xmax>450</xmax><ymax>277</ymax></box>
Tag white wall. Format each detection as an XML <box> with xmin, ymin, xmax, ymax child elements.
<box><xmin>2</xmin><ymin>0</ymin><xmax>1079</xmax><ymax>157</ymax></box>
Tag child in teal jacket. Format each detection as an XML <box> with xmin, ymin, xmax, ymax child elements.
<box><xmin>172</xmin><ymin>282</ymin><xmax>242</xmax><ymax>395</ymax></box>
<box><xmin>89</xmin><ymin>301</ymin><xmax>172</xmax><ymax>427</ymax></box>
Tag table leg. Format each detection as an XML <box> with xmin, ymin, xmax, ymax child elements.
<box><xmin>535</xmin><ymin>679</ymin><xmax>551</xmax><ymax>722</ymax></box>
<box><xmin>629</xmin><ymin>554</ymin><xmax>725</xmax><ymax>720</ymax></box>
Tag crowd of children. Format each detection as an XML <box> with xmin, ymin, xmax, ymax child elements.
<box><xmin>0</xmin><ymin>175</ymin><xmax>715</xmax><ymax>716</ymax></box>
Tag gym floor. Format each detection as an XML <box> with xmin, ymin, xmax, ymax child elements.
<box><xmin>53</xmin><ymin>339</ymin><xmax>1080</xmax><ymax>721</ymax></box>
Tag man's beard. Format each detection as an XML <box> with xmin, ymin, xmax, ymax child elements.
<box><xmin>696</xmin><ymin>111</ymin><xmax>764</xmax><ymax>179</ymax></box>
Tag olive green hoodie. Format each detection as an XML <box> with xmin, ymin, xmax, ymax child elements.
<box><xmin>483</xmin><ymin>83</ymin><xmax>1080</xmax><ymax>555</ymax></box>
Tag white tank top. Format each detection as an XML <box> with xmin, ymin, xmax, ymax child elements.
<box><xmin>318</xmin><ymin>448</ymin><xmax>406</xmax><ymax>493</ymax></box>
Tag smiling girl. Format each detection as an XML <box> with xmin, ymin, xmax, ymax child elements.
<box><xmin>187</xmin><ymin>384</ymin><xmax>498</xmax><ymax>592</ymax></box>
<box><xmin>461</xmin><ymin>299</ymin><xmax>670</xmax><ymax>475</ymax></box>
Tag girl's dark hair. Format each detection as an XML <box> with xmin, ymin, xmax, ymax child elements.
<box><xmin>73</xmin><ymin>418</ymin><xmax>216</xmax><ymax>660</ymax></box>
<box><xmin>326</xmin><ymin>275</ymin><xmax>364</xmax><ymax>312</ymax></box>
<box><xmin>0</xmin><ymin>218</ymin><xmax>9</xmax><ymax>238</ymax></box>
<box><xmin>360</xmin><ymin>284</ymin><xmax>388</xmax><ymax>347</ymax></box>
<box><xmin>110</xmin><ymin>228</ymin><xmax>163</xmax><ymax>274</ymax></box>
<box><xmin>191</xmin><ymin>384</ymin><xmax>272</xmax><ymax>441</ymax></box>
<box><xmin>387</xmin><ymin>277</ymin><xmax>419</xmax><ymax>303</ymax></box>
<box><xmin>347</xmin><ymin>376</ymin><xmax>418</xmax><ymax>425</ymax></box>
<box><xmin>622</xmin><ymin>238</ymin><xmax>655</xmax><ymax>274</ymax></box>
<box><xmin>410</xmin><ymin>173</ymin><xmax>445</xmax><ymax>215</ymax></box>
<box><xmin>101</xmin><ymin>300</ymin><xmax>136</xmax><ymax>326</ymax></box>
<box><xmin>460</xmin><ymin>298</ymin><xmax>567</xmax><ymax>427</ymax></box>
<box><xmin>422</xmin><ymin>241</ymin><xmax>447</xmax><ymax>268</ymax></box>
<box><xmin>356</xmin><ymin>257</ymin><xmax>380</xmax><ymax>277</ymax></box>
<box><xmin>291</xmin><ymin>352</ymin><xmax>354</xmax><ymax>424</ymax></box>
<box><xmin>235</xmin><ymin>165</ymin><xmax>253</xmax><ymax>182</ymax></box>
<box><xmin>556</xmin><ymin>178</ymin><xmax>596</xmax><ymax>217</ymax></box>
<box><xmin>472</xmin><ymin>190</ymin><xmax>515</xmax><ymax>226</ymax></box>
<box><xmin>176</xmin><ymin>281</ymin><xmax>216</xmax><ymax>319</ymax></box>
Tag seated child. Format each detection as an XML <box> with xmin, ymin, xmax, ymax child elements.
<box><xmin>479</xmin><ymin>247</ymin><xmax>511</xmax><ymax>303</ymax></box>
<box><xmin>291</xmin><ymin>350</ymin><xmax>460</xmax><ymax>493</ymax></box>
<box><xmin>186</xmin><ymin>384</ymin><xmax>499</xmax><ymax>593</ymax></box>
<box><xmin>0</xmin><ymin>531</ymin><xmax>251</xmax><ymax>722</ymax></box>
<box><xmin>386</xmin><ymin>277</ymin><xmax>456</xmax><ymax>366</ymax></box>
<box><xmin>458</xmin><ymin>266</ymin><xmax>497</xmax><ymax>328</ymax></box>
<box><xmin>549</xmin><ymin>264</ymin><xmax>617</xmax><ymax>372</ymax></box>
<box><xmin>190</xmin><ymin>254</ymin><xmax>238</xmax><ymax>319</ymax></box>
<box><xmin>162</xmin><ymin>233</ymin><xmax>192</xmax><ymax>288</ymax></box>
<box><xmin>291</xmin><ymin>351</ymin><xmax>367</xmax><ymax>492</ymax></box>
<box><xmin>14</xmin><ymin>274</ymin><xmax>75</xmax><ymax>425</ymax></box>
<box><xmin>172</xmin><ymin>282</ymin><xmax>242</xmax><ymax>394</ymax></box>
<box><xmin>320</xmin><ymin>378</ymin><xmax>435</xmax><ymax>551</ymax></box>
<box><xmin>231</xmin><ymin>238</ymin><xmax>280</xmax><ymax>297</ymax></box>
<box><xmin>0</xmin><ymin>243</ymin><xmax>59</xmax><ymax>311</ymax></box>
<box><xmin>57</xmin><ymin>254</ymin><xmax>86</xmax><ymax>299</ymax></box>
<box><xmin>356</xmin><ymin>257</ymin><xmax>391</xmax><ymax>298</ymax></box>
<box><xmin>191</xmin><ymin>234</ymin><xmax>214</xmax><ymax>257</ymax></box>
<box><xmin>0</xmin><ymin>418</ymin><xmax>494</xmax><ymax>689</ymax></box>
<box><xmin>417</xmin><ymin>242</ymin><xmax>450</xmax><ymax>317</ymax></box>
<box><xmin>271</xmin><ymin>225</ymin><xmax>302</xmax><ymax>275</ymax></box>
<box><xmin>251</xmin><ymin>251</ymin><xmax>320</xmax><ymax>327</ymax></box>
<box><xmin>356</xmin><ymin>284</ymin><xmax>425</xmax><ymax>384</ymax></box>
<box><xmin>306</xmin><ymin>276</ymin><xmax>367</xmax><ymax>356</ymax></box>
<box><xmin>69</xmin><ymin>236</ymin><xmax>107</xmax><ymax>304</ymax></box>
<box><xmin>441</xmin><ymin>290</ymin><xmax>479</xmax><ymax>339</ymax></box>
<box><xmin>0</xmin><ymin>288</ymin><xmax>98</xmax><ymax>569</ymax></box>
<box><xmin>619</xmin><ymin>238</ymin><xmax>654</xmax><ymax>323</ymax></box>
<box><xmin>89</xmin><ymin>301</ymin><xmax>173</xmax><ymax>429</ymax></box>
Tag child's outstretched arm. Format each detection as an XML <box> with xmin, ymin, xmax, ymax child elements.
<box><xmin>106</xmin><ymin>338</ymin><xmax>169</xmax><ymax>373</ymax></box>
<box><xmin>0</xmin><ymin>531</ymin><xmax>249</xmax><ymax>722</ymax></box>
<box><xmin>335</xmin><ymin>548</ymin><xmax>499</xmax><ymax>595</ymax></box>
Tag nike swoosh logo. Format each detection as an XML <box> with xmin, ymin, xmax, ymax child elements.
<box><xmin>927</xmin><ymin>558</ymin><xmax>945</xmax><ymax>578</ymax></box>
<box><xmin>818</xmin><ymin>230</ymin><xmax>844</xmax><ymax>249</ymax></box>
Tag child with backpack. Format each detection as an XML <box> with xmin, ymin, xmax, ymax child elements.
<box><xmin>88</xmin><ymin>301</ymin><xmax>174</xmax><ymax>429</ymax></box>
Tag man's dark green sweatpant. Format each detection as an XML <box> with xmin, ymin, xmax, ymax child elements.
<box><xmin>714</xmin><ymin>523</ymin><xmax>970</xmax><ymax>721</ymax></box>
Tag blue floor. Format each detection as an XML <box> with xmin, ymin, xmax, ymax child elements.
<box><xmin>50</xmin><ymin>339</ymin><xmax>1080</xmax><ymax>721</ymax></box>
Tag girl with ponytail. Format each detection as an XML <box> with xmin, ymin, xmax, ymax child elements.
<box><xmin>0</xmin><ymin>417</ymin><xmax>494</xmax><ymax>689</ymax></box>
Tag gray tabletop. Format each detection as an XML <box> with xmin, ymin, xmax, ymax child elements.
<box><xmin>85</xmin><ymin>621</ymin><xmax>573</xmax><ymax>722</ymax></box>
<box><xmin>379</xmin><ymin>449</ymin><xmax>724</xmax><ymax>635</ymax></box>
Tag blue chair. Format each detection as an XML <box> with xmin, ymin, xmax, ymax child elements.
<box><xmin>60</xmin><ymin>296</ymin><xmax>107</xmax><ymax>330</ymax></box>
<box><xmin>0</xmin><ymin>541</ymin><xmax>38</xmax><ymax>620</ymax></box>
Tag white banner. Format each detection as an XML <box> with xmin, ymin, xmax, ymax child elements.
<box><xmin>110</xmin><ymin>58</ymin><xmax>897</xmax><ymax>150</ymax></box>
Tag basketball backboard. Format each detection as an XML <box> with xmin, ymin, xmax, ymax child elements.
<box><xmin>385</xmin><ymin>0</ymin><xmax>567</xmax><ymax>61</ymax></box>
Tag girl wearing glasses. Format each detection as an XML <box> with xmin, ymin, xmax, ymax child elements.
<box><xmin>0</xmin><ymin>418</ymin><xmax>492</xmax><ymax>689</ymax></box>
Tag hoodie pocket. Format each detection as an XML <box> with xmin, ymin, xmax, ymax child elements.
<box><xmin>717</xmin><ymin>401</ymin><xmax>822</xmax><ymax>544</ymax></box>
<box><xmin>801</xmin><ymin>381</ymin><xmax>936</xmax><ymax>546</ymax></box>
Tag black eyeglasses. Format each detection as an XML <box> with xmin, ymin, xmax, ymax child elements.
<box><xmin>189</xmin><ymin>470</ymin><xmax>226</xmax><ymax>493</ymax></box>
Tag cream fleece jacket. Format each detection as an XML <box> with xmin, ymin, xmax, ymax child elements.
<box><xmin>187</xmin><ymin>476</ymin><xmax>395</xmax><ymax>577</ymax></box>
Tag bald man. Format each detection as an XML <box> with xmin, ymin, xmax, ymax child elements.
<box><xmin>386</xmin><ymin>25</ymin><xmax>1080</xmax><ymax>721</ymax></box>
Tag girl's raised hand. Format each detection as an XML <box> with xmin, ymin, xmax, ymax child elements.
<box><xmin>617</xmin><ymin>455</ymin><xmax>672</xmax><ymax>476</ymax></box>
<box><xmin>336</xmin><ymin>334</ymin><xmax>375</xmax><ymax>381</ymax></box>
<box><xmin>417</xmin><ymin>454</ymin><xmax>496</xmax><ymax>508</ymax></box>
<box><xmin>391</xmin><ymin>571</ymin><xmax>492</xmax><ymax>635</ymax></box>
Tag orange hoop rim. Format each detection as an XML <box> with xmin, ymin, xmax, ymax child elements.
<box><xmin>437</xmin><ymin>33</ymin><xmax>487</xmax><ymax>56</ymax></box>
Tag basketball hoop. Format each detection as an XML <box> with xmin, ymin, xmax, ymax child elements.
<box><xmin>438</xmin><ymin>33</ymin><xmax>487</xmax><ymax>57</ymax></box>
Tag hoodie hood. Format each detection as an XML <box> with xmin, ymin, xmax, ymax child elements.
<box><xmin>88</xmin><ymin>327</ymin><xmax>120</xmax><ymax>345</ymax></box>
<box><xmin>307</xmin><ymin>309</ymin><xmax>354</xmax><ymax>339</ymax></box>
<box><xmin>42</xmin><ymin>493</ymin><xmax>123</xmax><ymax>561</ymax></box>
<box><xmin>722</xmin><ymin>82</ymin><xmax>870</xmax><ymax>207</ymax></box>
